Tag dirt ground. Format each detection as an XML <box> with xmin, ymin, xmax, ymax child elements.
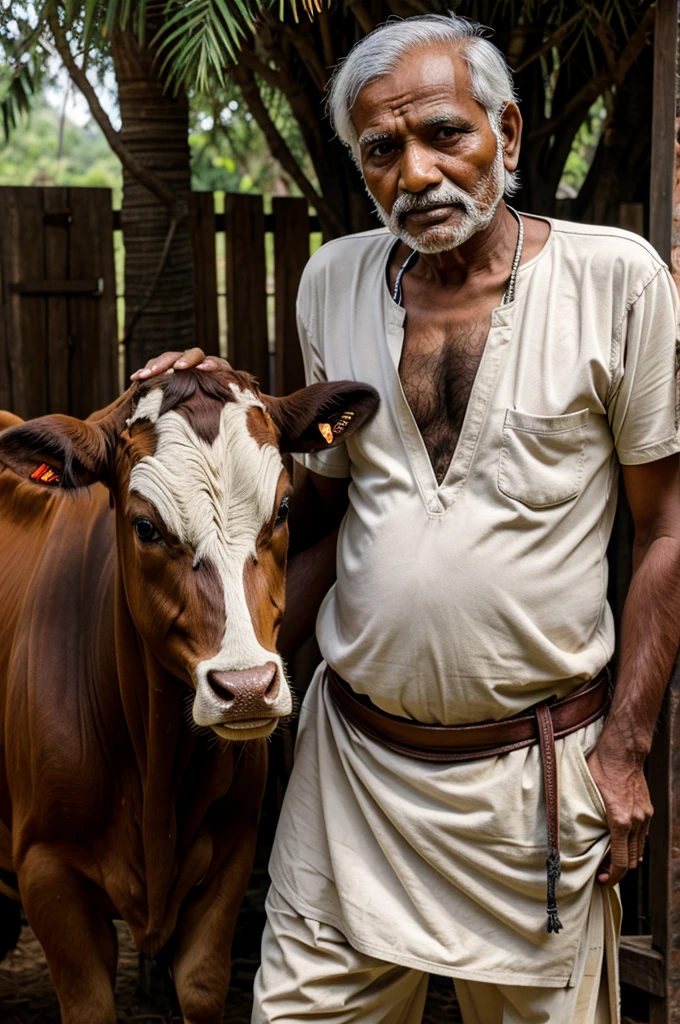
<box><xmin>0</xmin><ymin>871</ymin><xmax>462</xmax><ymax>1023</ymax></box>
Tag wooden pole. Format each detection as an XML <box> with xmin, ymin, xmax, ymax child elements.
<box><xmin>649</xmin><ymin>0</ymin><xmax>679</xmax><ymax>265</ymax></box>
<box><xmin>648</xmin><ymin>6</ymin><xmax>680</xmax><ymax>1022</ymax></box>
<box><xmin>273</xmin><ymin>197</ymin><xmax>309</xmax><ymax>397</ymax></box>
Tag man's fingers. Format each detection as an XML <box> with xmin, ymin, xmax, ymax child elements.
<box><xmin>196</xmin><ymin>356</ymin><xmax>231</xmax><ymax>371</ymax></box>
<box><xmin>639</xmin><ymin>822</ymin><xmax>651</xmax><ymax>863</ymax></box>
<box><xmin>130</xmin><ymin>348</ymin><xmax>209</xmax><ymax>381</ymax></box>
<box><xmin>628</xmin><ymin>832</ymin><xmax>640</xmax><ymax>870</ymax></box>
<box><xmin>632</xmin><ymin>816</ymin><xmax>653</xmax><ymax>866</ymax></box>
<box><xmin>130</xmin><ymin>351</ymin><xmax>182</xmax><ymax>380</ymax></box>
<box><xmin>172</xmin><ymin>347</ymin><xmax>207</xmax><ymax>369</ymax></box>
<box><xmin>606</xmin><ymin>828</ymin><xmax>630</xmax><ymax>886</ymax></box>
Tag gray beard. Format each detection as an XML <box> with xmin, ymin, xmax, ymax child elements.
<box><xmin>370</xmin><ymin>138</ymin><xmax>507</xmax><ymax>255</ymax></box>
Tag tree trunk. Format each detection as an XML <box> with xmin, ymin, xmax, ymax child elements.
<box><xmin>112</xmin><ymin>25</ymin><xmax>194</xmax><ymax>375</ymax></box>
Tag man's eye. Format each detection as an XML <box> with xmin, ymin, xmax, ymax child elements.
<box><xmin>275</xmin><ymin>496</ymin><xmax>290</xmax><ymax>528</ymax></box>
<box><xmin>134</xmin><ymin>518</ymin><xmax>162</xmax><ymax>544</ymax></box>
<box><xmin>371</xmin><ymin>143</ymin><xmax>394</xmax><ymax>158</ymax></box>
<box><xmin>436</xmin><ymin>126</ymin><xmax>460</xmax><ymax>140</ymax></box>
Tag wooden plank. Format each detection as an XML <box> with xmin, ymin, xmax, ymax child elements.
<box><xmin>649</xmin><ymin>0</ymin><xmax>679</xmax><ymax>262</ymax></box>
<box><xmin>10</xmin><ymin>279</ymin><xmax>103</xmax><ymax>296</ymax></box>
<box><xmin>0</xmin><ymin>187</ymin><xmax>48</xmax><ymax>419</ymax></box>
<box><xmin>67</xmin><ymin>188</ymin><xmax>117</xmax><ymax>418</ymax></box>
<box><xmin>43</xmin><ymin>187</ymin><xmax>71</xmax><ymax>414</ymax></box>
<box><xmin>114</xmin><ymin>204</ymin><xmax>323</xmax><ymax>237</ymax></box>
<box><xmin>619</xmin><ymin>203</ymin><xmax>645</xmax><ymax>236</ymax></box>
<box><xmin>225</xmin><ymin>193</ymin><xmax>269</xmax><ymax>386</ymax></box>
<box><xmin>189</xmin><ymin>192</ymin><xmax>219</xmax><ymax>357</ymax></box>
<box><xmin>0</xmin><ymin>190</ymin><xmax>13</xmax><ymax>412</ymax></box>
<box><xmin>620</xmin><ymin>935</ymin><xmax>667</xmax><ymax>998</ymax></box>
<box><xmin>273</xmin><ymin>197</ymin><xmax>309</xmax><ymax>396</ymax></box>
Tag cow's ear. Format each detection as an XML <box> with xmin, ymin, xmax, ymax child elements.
<box><xmin>264</xmin><ymin>381</ymin><xmax>379</xmax><ymax>454</ymax></box>
<box><xmin>0</xmin><ymin>388</ymin><xmax>138</xmax><ymax>490</ymax></box>
<box><xmin>0</xmin><ymin>415</ymin><xmax>111</xmax><ymax>489</ymax></box>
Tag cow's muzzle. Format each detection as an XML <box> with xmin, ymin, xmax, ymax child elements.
<box><xmin>204</xmin><ymin>662</ymin><xmax>282</xmax><ymax>740</ymax></box>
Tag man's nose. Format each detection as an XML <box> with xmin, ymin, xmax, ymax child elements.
<box><xmin>398</xmin><ymin>141</ymin><xmax>442</xmax><ymax>194</ymax></box>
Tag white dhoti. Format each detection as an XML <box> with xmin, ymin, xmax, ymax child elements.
<box><xmin>253</xmin><ymin>882</ymin><xmax>613</xmax><ymax>1023</ymax></box>
<box><xmin>262</xmin><ymin>669</ymin><xmax>620</xmax><ymax>1021</ymax></box>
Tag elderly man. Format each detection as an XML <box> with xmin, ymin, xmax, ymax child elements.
<box><xmin>137</xmin><ymin>13</ymin><xmax>680</xmax><ymax>1024</ymax></box>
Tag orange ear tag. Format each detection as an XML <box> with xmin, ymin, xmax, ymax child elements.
<box><xmin>318</xmin><ymin>423</ymin><xmax>334</xmax><ymax>445</ymax></box>
<box><xmin>332</xmin><ymin>410</ymin><xmax>355</xmax><ymax>435</ymax></box>
<box><xmin>30</xmin><ymin>463</ymin><xmax>60</xmax><ymax>485</ymax></box>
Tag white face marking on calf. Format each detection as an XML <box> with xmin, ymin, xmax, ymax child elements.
<box><xmin>127</xmin><ymin>388</ymin><xmax>164</xmax><ymax>427</ymax></box>
<box><xmin>128</xmin><ymin>387</ymin><xmax>292</xmax><ymax>727</ymax></box>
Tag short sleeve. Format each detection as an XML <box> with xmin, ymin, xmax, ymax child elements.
<box><xmin>292</xmin><ymin>304</ymin><xmax>351</xmax><ymax>479</ymax></box>
<box><xmin>608</xmin><ymin>266</ymin><xmax>680</xmax><ymax>464</ymax></box>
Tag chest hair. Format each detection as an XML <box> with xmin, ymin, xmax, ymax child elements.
<box><xmin>400</xmin><ymin>323</ymin><xmax>489</xmax><ymax>485</ymax></box>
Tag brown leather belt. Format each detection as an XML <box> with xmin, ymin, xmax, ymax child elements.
<box><xmin>326</xmin><ymin>667</ymin><xmax>610</xmax><ymax>934</ymax></box>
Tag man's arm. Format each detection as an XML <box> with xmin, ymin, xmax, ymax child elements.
<box><xmin>588</xmin><ymin>453</ymin><xmax>680</xmax><ymax>885</ymax></box>
<box><xmin>278</xmin><ymin>462</ymin><xmax>350</xmax><ymax>661</ymax></box>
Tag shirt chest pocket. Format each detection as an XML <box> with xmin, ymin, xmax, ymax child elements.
<box><xmin>498</xmin><ymin>409</ymin><xmax>589</xmax><ymax>509</ymax></box>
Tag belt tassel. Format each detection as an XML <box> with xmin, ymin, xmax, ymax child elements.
<box><xmin>546</xmin><ymin>848</ymin><xmax>562</xmax><ymax>933</ymax></box>
<box><xmin>535</xmin><ymin>704</ymin><xmax>563</xmax><ymax>934</ymax></box>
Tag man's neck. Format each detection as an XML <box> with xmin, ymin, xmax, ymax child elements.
<box><xmin>410</xmin><ymin>201</ymin><xmax>519</xmax><ymax>289</ymax></box>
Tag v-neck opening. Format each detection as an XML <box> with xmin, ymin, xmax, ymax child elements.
<box><xmin>380</xmin><ymin>219</ymin><xmax>549</xmax><ymax>513</ymax></box>
<box><xmin>385</xmin><ymin>299</ymin><xmax>503</xmax><ymax>511</ymax></box>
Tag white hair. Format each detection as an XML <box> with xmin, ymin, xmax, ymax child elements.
<box><xmin>327</xmin><ymin>13</ymin><xmax>520</xmax><ymax>195</ymax></box>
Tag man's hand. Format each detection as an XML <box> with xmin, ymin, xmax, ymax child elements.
<box><xmin>586</xmin><ymin>736</ymin><xmax>653</xmax><ymax>886</ymax></box>
<box><xmin>130</xmin><ymin>347</ymin><xmax>229</xmax><ymax>381</ymax></box>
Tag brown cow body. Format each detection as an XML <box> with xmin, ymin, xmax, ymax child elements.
<box><xmin>0</xmin><ymin>371</ymin><xmax>378</xmax><ymax>1024</ymax></box>
<box><xmin>0</xmin><ymin>468</ymin><xmax>261</xmax><ymax>942</ymax></box>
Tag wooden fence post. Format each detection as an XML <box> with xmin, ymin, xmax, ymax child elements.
<box><xmin>224</xmin><ymin>193</ymin><xmax>269</xmax><ymax>387</ymax></box>
<box><xmin>273</xmin><ymin>196</ymin><xmax>309</xmax><ymax>396</ymax></box>
<box><xmin>190</xmin><ymin>192</ymin><xmax>220</xmax><ymax>357</ymax></box>
<box><xmin>647</xmin><ymin>3</ymin><xmax>679</xmax><ymax>1021</ymax></box>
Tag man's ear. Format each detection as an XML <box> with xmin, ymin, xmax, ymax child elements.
<box><xmin>0</xmin><ymin>389</ymin><xmax>136</xmax><ymax>489</ymax></box>
<box><xmin>264</xmin><ymin>381</ymin><xmax>379</xmax><ymax>453</ymax></box>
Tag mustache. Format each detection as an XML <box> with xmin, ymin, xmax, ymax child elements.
<box><xmin>391</xmin><ymin>185</ymin><xmax>477</xmax><ymax>224</ymax></box>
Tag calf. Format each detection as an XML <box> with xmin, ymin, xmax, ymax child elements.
<box><xmin>0</xmin><ymin>368</ymin><xmax>378</xmax><ymax>1024</ymax></box>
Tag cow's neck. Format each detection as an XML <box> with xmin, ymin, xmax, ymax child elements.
<box><xmin>112</xmin><ymin>572</ymin><xmax>234</xmax><ymax>936</ymax></box>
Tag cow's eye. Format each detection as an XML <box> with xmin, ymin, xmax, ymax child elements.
<box><xmin>134</xmin><ymin>518</ymin><xmax>161</xmax><ymax>544</ymax></box>
<box><xmin>275</xmin><ymin>496</ymin><xmax>290</xmax><ymax>528</ymax></box>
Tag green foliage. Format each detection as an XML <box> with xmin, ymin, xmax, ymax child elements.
<box><xmin>0</xmin><ymin>98</ymin><xmax>122</xmax><ymax>198</ymax></box>
<box><xmin>189</xmin><ymin>77</ymin><xmax>315</xmax><ymax>195</ymax></box>
<box><xmin>0</xmin><ymin>80</ymin><xmax>313</xmax><ymax>200</ymax></box>
<box><xmin>560</xmin><ymin>97</ymin><xmax>608</xmax><ymax>194</ymax></box>
<box><xmin>154</xmin><ymin>0</ymin><xmax>255</xmax><ymax>93</ymax></box>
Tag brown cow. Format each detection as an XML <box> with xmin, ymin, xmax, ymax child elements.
<box><xmin>0</xmin><ymin>368</ymin><xmax>378</xmax><ymax>1024</ymax></box>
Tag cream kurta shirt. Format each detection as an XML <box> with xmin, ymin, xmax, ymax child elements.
<box><xmin>269</xmin><ymin>218</ymin><xmax>680</xmax><ymax>988</ymax></box>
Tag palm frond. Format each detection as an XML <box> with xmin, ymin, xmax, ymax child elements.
<box><xmin>0</xmin><ymin>58</ymin><xmax>37</xmax><ymax>140</ymax></box>
<box><xmin>154</xmin><ymin>0</ymin><xmax>259</xmax><ymax>92</ymax></box>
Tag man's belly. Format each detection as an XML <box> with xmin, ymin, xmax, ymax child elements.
<box><xmin>316</xmin><ymin>506</ymin><xmax>611</xmax><ymax>724</ymax></box>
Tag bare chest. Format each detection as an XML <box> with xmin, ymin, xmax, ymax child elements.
<box><xmin>399</xmin><ymin>314</ymin><xmax>491</xmax><ymax>485</ymax></box>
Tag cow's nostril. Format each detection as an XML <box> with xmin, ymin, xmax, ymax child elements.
<box><xmin>264</xmin><ymin>664</ymin><xmax>280</xmax><ymax>704</ymax></box>
<box><xmin>208</xmin><ymin>671</ymin><xmax>236</xmax><ymax>704</ymax></box>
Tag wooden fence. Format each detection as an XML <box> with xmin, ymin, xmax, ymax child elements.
<box><xmin>0</xmin><ymin>186</ymin><xmax>320</xmax><ymax>421</ymax></box>
<box><xmin>127</xmin><ymin>191</ymin><xmax>320</xmax><ymax>395</ymax></box>
<box><xmin>0</xmin><ymin>186</ymin><xmax>118</xmax><ymax>421</ymax></box>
